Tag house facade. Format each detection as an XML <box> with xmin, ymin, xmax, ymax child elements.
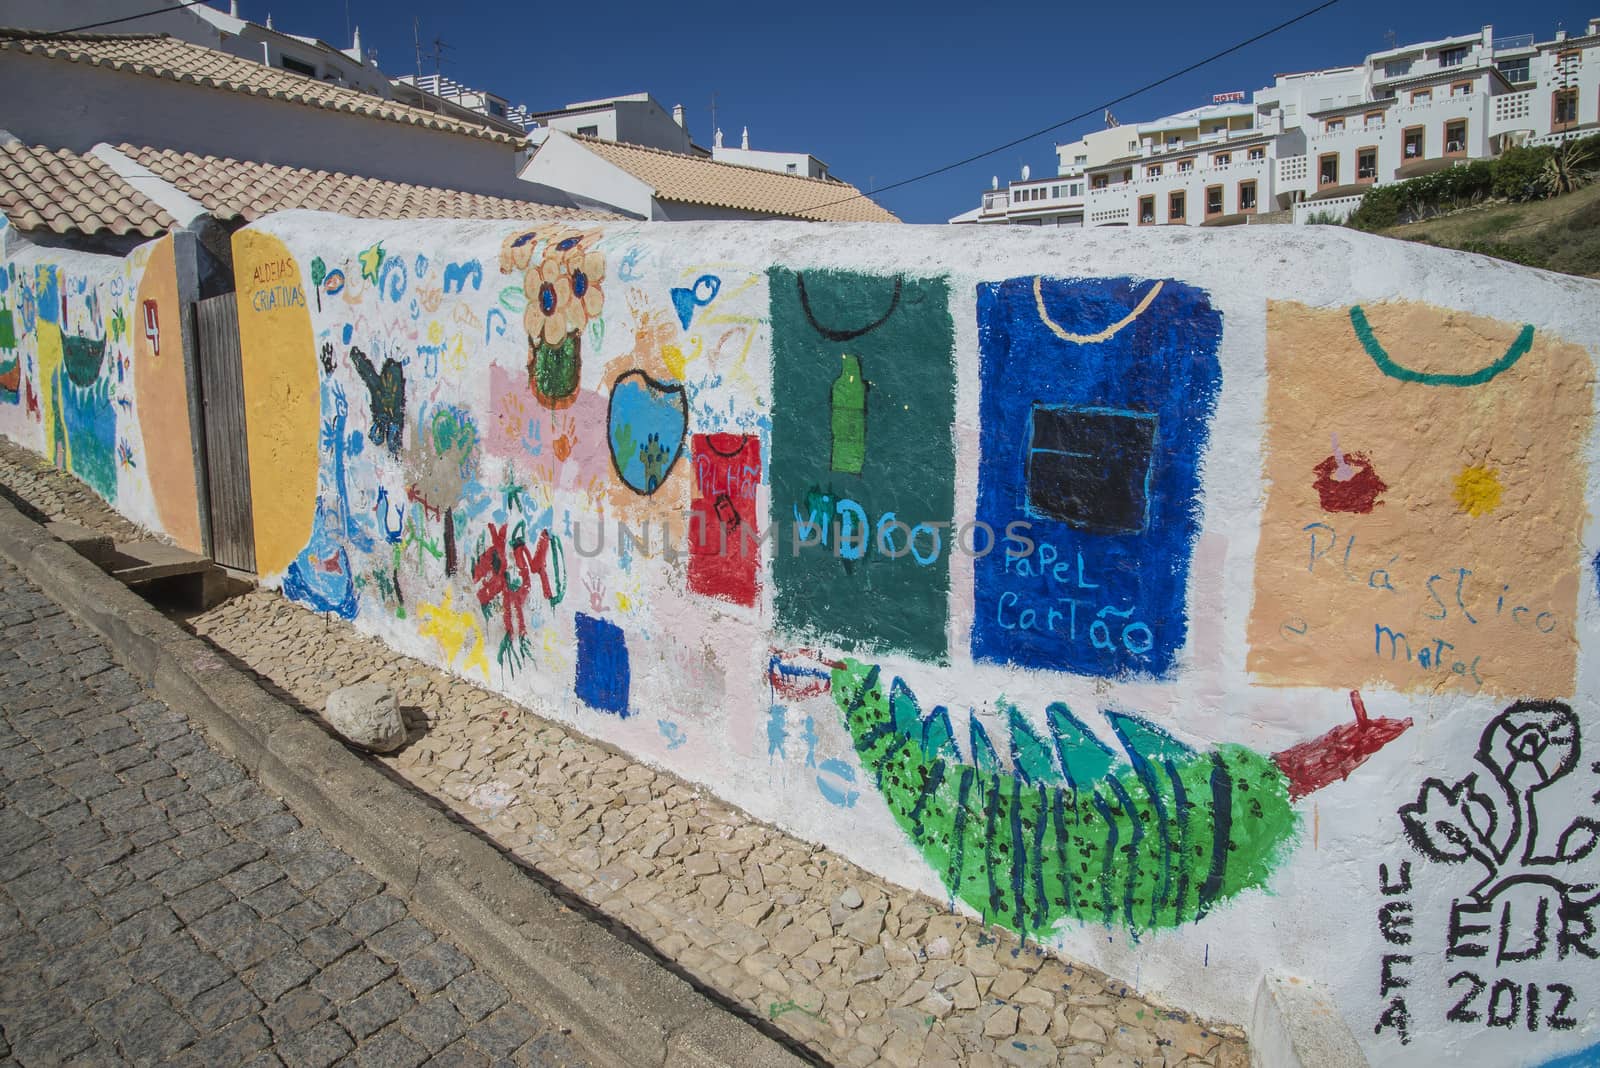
<box><xmin>955</xmin><ymin>16</ymin><xmax>1600</xmax><ymax>227</ymax></box>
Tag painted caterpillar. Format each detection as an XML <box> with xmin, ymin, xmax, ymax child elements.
<box><xmin>830</xmin><ymin>657</ymin><xmax>1410</xmax><ymax>936</ymax></box>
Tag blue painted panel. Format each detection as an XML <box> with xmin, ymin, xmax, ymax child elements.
<box><xmin>971</xmin><ymin>276</ymin><xmax>1222</xmax><ymax>678</ymax></box>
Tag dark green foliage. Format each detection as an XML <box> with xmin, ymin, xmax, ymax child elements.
<box><xmin>1348</xmin><ymin>161</ymin><xmax>1494</xmax><ymax>230</ymax></box>
<box><xmin>1491</xmin><ymin>146</ymin><xmax>1554</xmax><ymax>201</ymax></box>
<box><xmin>1349</xmin><ymin>135</ymin><xmax>1600</xmax><ymax>230</ymax></box>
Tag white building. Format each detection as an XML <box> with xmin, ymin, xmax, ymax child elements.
<box><xmin>955</xmin><ymin>16</ymin><xmax>1600</xmax><ymax>227</ymax></box>
<box><xmin>526</xmin><ymin>94</ymin><xmax>700</xmax><ymax>156</ymax></box>
<box><xmin>711</xmin><ymin>127</ymin><xmax>831</xmax><ymax>180</ymax></box>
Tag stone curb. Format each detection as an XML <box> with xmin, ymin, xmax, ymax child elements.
<box><xmin>0</xmin><ymin>494</ymin><xmax>812</xmax><ymax>1068</ymax></box>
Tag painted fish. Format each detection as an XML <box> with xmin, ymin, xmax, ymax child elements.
<box><xmin>830</xmin><ymin>658</ymin><xmax>1410</xmax><ymax>936</ymax></box>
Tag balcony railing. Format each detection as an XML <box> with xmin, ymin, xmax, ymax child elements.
<box><xmin>1494</xmin><ymin>33</ymin><xmax>1535</xmax><ymax>52</ymax></box>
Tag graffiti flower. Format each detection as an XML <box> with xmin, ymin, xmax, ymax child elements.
<box><xmin>540</xmin><ymin>229</ymin><xmax>598</xmax><ymax>270</ymax></box>
<box><xmin>522</xmin><ymin>260</ymin><xmax>573</xmax><ymax>347</ymax></box>
<box><xmin>1399</xmin><ymin>776</ymin><xmax>1496</xmax><ymax>865</ymax></box>
<box><xmin>499</xmin><ymin>227</ymin><xmax>550</xmax><ymax>273</ymax></box>
<box><xmin>562</xmin><ymin>249</ymin><xmax>605</xmax><ymax>333</ymax></box>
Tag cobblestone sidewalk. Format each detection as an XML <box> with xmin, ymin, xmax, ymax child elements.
<box><xmin>0</xmin><ymin>556</ymin><xmax>588</xmax><ymax>1068</ymax></box>
<box><xmin>0</xmin><ymin>437</ymin><xmax>1248</xmax><ymax>1068</ymax></box>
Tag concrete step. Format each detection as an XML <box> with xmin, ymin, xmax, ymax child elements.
<box><xmin>103</xmin><ymin>539</ymin><xmax>239</xmax><ymax>610</ymax></box>
<box><xmin>43</xmin><ymin>520</ymin><xmax>115</xmax><ymax>566</ymax></box>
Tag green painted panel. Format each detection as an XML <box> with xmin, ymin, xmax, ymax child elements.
<box><xmin>767</xmin><ymin>268</ymin><xmax>955</xmax><ymax>662</ymax></box>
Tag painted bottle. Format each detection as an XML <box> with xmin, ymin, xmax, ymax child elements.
<box><xmin>830</xmin><ymin>354</ymin><xmax>866</xmax><ymax>475</ymax></box>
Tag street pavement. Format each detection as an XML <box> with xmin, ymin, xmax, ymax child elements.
<box><xmin>0</xmin><ymin>557</ymin><xmax>589</xmax><ymax>1068</ymax></box>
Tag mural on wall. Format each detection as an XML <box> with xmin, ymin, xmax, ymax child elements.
<box><xmin>1375</xmin><ymin>700</ymin><xmax>1596</xmax><ymax>1047</ymax></box>
<box><xmin>688</xmin><ymin>432</ymin><xmax>761</xmax><ymax>606</ymax></box>
<box><xmin>234</xmin><ymin>231</ymin><xmax>320</xmax><ymax>576</ymax></box>
<box><xmin>0</xmin><ymin>264</ymin><xmax>19</xmax><ymax>406</ymax></box>
<box><xmin>17</xmin><ymin>214</ymin><xmax>1583</xmax><ymax>1068</ymax></box>
<box><xmin>1247</xmin><ymin>301</ymin><xmax>1594</xmax><ymax>698</ymax></box>
<box><xmin>831</xmin><ymin>657</ymin><xmax>1410</xmax><ymax>937</ymax></box>
<box><xmin>133</xmin><ymin>237</ymin><xmax>202</xmax><ymax>553</ymax></box>
<box><xmin>768</xmin><ymin>269</ymin><xmax>956</xmax><ymax>662</ymax></box>
<box><xmin>971</xmin><ymin>276</ymin><xmax>1223</xmax><ymax>679</ymax></box>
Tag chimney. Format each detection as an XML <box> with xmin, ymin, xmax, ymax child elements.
<box><xmin>265</xmin><ymin>12</ymin><xmax>273</xmax><ymax>29</ymax></box>
<box><xmin>229</xmin><ymin>0</ymin><xmax>238</xmax><ymax>14</ymax></box>
<box><xmin>741</xmin><ymin>126</ymin><xmax>749</xmax><ymax>149</ymax></box>
<box><xmin>672</xmin><ymin>104</ymin><xmax>685</xmax><ymax>127</ymax></box>
<box><xmin>714</xmin><ymin>127</ymin><xmax>723</xmax><ymax>148</ymax></box>
<box><xmin>351</xmin><ymin>25</ymin><xmax>362</xmax><ymax>56</ymax></box>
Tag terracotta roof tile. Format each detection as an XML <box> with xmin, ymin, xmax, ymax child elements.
<box><xmin>0</xmin><ymin>142</ymin><xmax>174</xmax><ymax>236</ymax></box>
<box><xmin>119</xmin><ymin>145</ymin><xmax>619</xmax><ymax>222</ymax></box>
<box><xmin>0</xmin><ymin>30</ymin><xmax>522</xmax><ymax>145</ymax></box>
<box><xmin>567</xmin><ymin>135</ymin><xmax>900</xmax><ymax>223</ymax></box>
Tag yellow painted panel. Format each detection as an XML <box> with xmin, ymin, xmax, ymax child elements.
<box><xmin>1247</xmin><ymin>300</ymin><xmax>1594</xmax><ymax>698</ymax></box>
<box><xmin>134</xmin><ymin>237</ymin><xmax>203</xmax><ymax>553</ymax></box>
<box><xmin>233</xmin><ymin>229</ymin><xmax>317</xmax><ymax>576</ymax></box>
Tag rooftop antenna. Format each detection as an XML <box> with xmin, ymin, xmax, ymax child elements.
<box><xmin>1384</xmin><ymin>28</ymin><xmax>1396</xmax><ymax>48</ymax></box>
<box><xmin>710</xmin><ymin>92</ymin><xmax>718</xmax><ymax>143</ymax></box>
<box><xmin>432</xmin><ymin>34</ymin><xmax>452</xmax><ymax>81</ymax></box>
<box><xmin>413</xmin><ymin>18</ymin><xmax>422</xmax><ymax>79</ymax></box>
<box><xmin>344</xmin><ymin>0</ymin><xmax>351</xmax><ymax>48</ymax></box>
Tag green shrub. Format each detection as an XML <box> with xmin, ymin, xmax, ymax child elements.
<box><xmin>1491</xmin><ymin>146</ymin><xmax>1553</xmax><ymax>200</ymax></box>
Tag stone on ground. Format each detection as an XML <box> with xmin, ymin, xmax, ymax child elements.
<box><xmin>326</xmin><ymin>683</ymin><xmax>406</xmax><ymax>752</ymax></box>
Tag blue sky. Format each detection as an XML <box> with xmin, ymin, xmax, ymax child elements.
<box><xmin>224</xmin><ymin>0</ymin><xmax>1589</xmax><ymax>223</ymax></box>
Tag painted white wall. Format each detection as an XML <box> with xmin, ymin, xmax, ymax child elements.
<box><xmin>8</xmin><ymin>214</ymin><xmax>1600</xmax><ymax>1067</ymax></box>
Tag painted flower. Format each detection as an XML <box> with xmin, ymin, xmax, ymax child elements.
<box><xmin>562</xmin><ymin>248</ymin><xmax>605</xmax><ymax>332</ymax></box>
<box><xmin>522</xmin><ymin>260</ymin><xmax>573</xmax><ymax>347</ymax></box>
<box><xmin>499</xmin><ymin>227</ymin><xmax>548</xmax><ymax>274</ymax></box>
<box><xmin>540</xmin><ymin>228</ymin><xmax>597</xmax><ymax>270</ymax></box>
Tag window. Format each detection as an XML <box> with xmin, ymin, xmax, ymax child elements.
<box><xmin>1403</xmin><ymin>126</ymin><xmax>1425</xmax><ymax>159</ymax></box>
<box><xmin>280</xmin><ymin>55</ymin><xmax>317</xmax><ymax>77</ymax></box>
<box><xmin>1128</xmin><ymin>140</ymin><xmax>1139</xmax><ymax>151</ymax></box>
<box><xmin>1248</xmin><ymin>146</ymin><xmax>1266</xmax><ymax>161</ymax></box>
<box><xmin>488</xmin><ymin>100</ymin><xmax>507</xmax><ymax>117</ymax></box>
<box><xmin>1206</xmin><ymin>185</ymin><xmax>1224</xmax><ymax>216</ymax></box>
<box><xmin>1357</xmin><ymin>147</ymin><xmax>1378</xmax><ymax>182</ymax></box>
<box><xmin>1445</xmin><ymin>119</ymin><xmax>1467</xmax><ymax>155</ymax></box>
<box><xmin>1138</xmin><ymin>196</ymin><xmax>1155</xmax><ymax>225</ymax></box>
<box><xmin>1146</xmin><ymin>164</ymin><xmax>1163</xmax><ymax>178</ymax></box>
<box><xmin>1239</xmin><ymin>180</ymin><xmax>1257</xmax><ymax>212</ymax></box>
<box><xmin>1384</xmin><ymin>59</ymin><xmax>1413</xmax><ymax>78</ymax></box>
<box><xmin>1092</xmin><ymin>175</ymin><xmax>1109</xmax><ymax>190</ymax></box>
<box><xmin>1319</xmin><ymin>152</ymin><xmax>1339</xmax><ymax>187</ymax></box>
<box><xmin>786</xmin><ymin>163</ymin><xmax>798</xmax><ymax>173</ymax></box>
<box><xmin>1178</xmin><ymin>159</ymin><xmax>1193</xmax><ymax>173</ymax></box>
<box><xmin>1325</xmin><ymin>118</ymin><xmax>1345</xmax><ymax>133</ymax></box>
<box><xmin>1411</xmin><ymin>89</ymin><xmax>1432</xmax><ymax>104</ymax></box>
<box><xmin>1497</xmin><ymin>57</ymin><xmax>1530</xmax><ymax>83</ymax></box>
<box><xmin>1450</xmin><ymin>81</ymin><xmax>1472</xmax><ymax>98</ymax></box>
<box><xmin>1169</xmin><ymin>191</ymin><xmax>1186</xmax><ymax>221</ymax></box>
<box><xmin>1365</xmin><ymin>109</ymin><xmax>1385</xmax><ymax>127</ymax></box>
<box><xmin>577</xmin><ymin>124</ymin><xmax>599</xmax><ymax>136</ymax></box>
<box><xmin>1074</xmin><ymin>154</ymin><xmax>1088</xmax><ymax>165</ymax></box>
<box><xmin>1439</xmin><ymin>46</ymin><xmax>1468</xmax><ymax>67</ymax></box>
<box><xmin>1212</xmin><ymin>151</ymin><xmax>1231</xmax><ymax>167</ymax></box>
<box><xmin>1554</xmin><ymin>89</ymin><xmax>1579</xmax><ymax>128</ymax></box>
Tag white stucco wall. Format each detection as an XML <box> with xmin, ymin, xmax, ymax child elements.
<box><xmin>10</xmin><ymin>213</ymin><xmax>1600</xmax><ymax>1066</ymax></box>
<box><xmin>0</xmin><ymin>55</ymin><xmax>546</xmax><ymax>202</ymax></box>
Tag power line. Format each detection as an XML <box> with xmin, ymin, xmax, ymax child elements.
<box><xmin>797</xmin><ymin>0</ymin><xmax>1340</xmax><ymax>217</ymax></box>
<box><xmin>45</xmin><ymin>0</ymin><xmax>215</xmax><ymax>36</ymax></box>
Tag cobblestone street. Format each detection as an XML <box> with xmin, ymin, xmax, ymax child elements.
<box><xmin>0</xmin><ymin>439</ymin><xmax>1248</xmax><ymax>1068</ymax></box>
<box><xmin>0</xmin><ymin>556</ymin><xmax>589</xmax><ymax>1068</ymax></box>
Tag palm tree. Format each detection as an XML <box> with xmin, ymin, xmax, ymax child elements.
<box><xmin>1540</xmin><ymin>138</ymin><xmax>1599</xmax><ymax>197</ymax></box>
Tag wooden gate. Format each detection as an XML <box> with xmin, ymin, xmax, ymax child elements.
<box><xmin>193</xmin><ymin>293</ymin><xmax>256</xmax><ymax>573</ymax></box>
